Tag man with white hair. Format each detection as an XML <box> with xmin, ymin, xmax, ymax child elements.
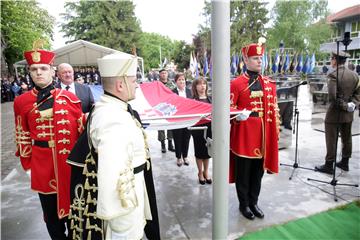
<box><xmin>57</xmin><ymin>63</ymin><xmax>94</xmax><ymax>113</ymax></box>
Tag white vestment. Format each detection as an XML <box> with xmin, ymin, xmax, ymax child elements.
<box><xmin>90</xmin><ymin>94</ymin><xmax>151</xmax><ymax>240</ymax></box>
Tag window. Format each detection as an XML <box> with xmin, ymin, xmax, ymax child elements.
<box><xmin>350</xmin><ymin>20</ymin><xmax>360</xmax><ymax>38</ymax></box>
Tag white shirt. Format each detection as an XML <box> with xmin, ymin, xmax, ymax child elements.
<box><xmin>60</xmin><ymin>82</ymin><xmax>76</xmax><ymax>95</ymax></box>
<box><xmin>177</xmin><ymin>88</ymin><xmax>187</xmax><ymax>98</ymax></box>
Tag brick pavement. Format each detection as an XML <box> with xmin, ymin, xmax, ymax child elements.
<box><xmin>1</xmin><ymin>101</ymin><xmax>18</xmax><ymax>180</ymax></box>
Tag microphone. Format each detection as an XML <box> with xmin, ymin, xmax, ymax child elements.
<box><xmin>289</xmin><ymin>80</ymin><xmax>308</xmax><ymax>88</ymax></box>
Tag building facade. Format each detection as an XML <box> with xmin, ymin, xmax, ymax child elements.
<box><xmin>320</xmin><ymin>4</ymin><xmax>360</xmax><ymax>65</ymax></box>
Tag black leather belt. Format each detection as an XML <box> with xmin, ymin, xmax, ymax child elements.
<box><xmin>33</xmin><ymin>140</ymin><xmax>55</xmax><ymax>148</ymax></box>
<box><xmin>133</xmin><ymin>162</ymin><xmax>147</xmax><ymax>174</ymax></box>
<box><xmin>250</xmin><ymin>112</ymin><xmax>260</xmax><ymax>117</ymax></box>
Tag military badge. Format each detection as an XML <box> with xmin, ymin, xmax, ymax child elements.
<box><xmin>31</xmin><ymin>51</ymin><xmax>41</xmax><ymax>63</ymax></box>
<box><xmin>256</xmin><ymin>46</ymin><xmax>262</xmax><ymax>55</ymax></box>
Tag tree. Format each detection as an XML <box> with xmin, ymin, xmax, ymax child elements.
<box><xmin>137</xmin><ymin>32</ymin><xmax>187</xmax><ymax>72</ymax></box>
<box><xmin>60</xmin><ymin>0</ymin><xmax>141</xmax><ymax>53</ymax></box>
<box><xmin>230</xmin><ymin>1</ymin><xmax>269</xmax><ymax>53</ymax></box>
<box><xmin>194</xmin><ymin>1</ymin><xmax>269</xmax><ymax>58</ymax></box>
<box><xmin>1</xmin><ymin>0</ymin><xmax>55</xmax><ymax>75</ymax></box>
<box><xmin>172</xmin><ymin>40</ymin><xmax>194</xmax><ymax>71</ymax></box>
<box><xmin>267</xmin><ymin>0</ymin><xmax>331</xmax><ymax>55</ymax></box>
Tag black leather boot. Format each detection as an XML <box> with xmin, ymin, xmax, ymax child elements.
<box><xmin>161</xmin><ymin>140</ymin><xmax>166</xmax><ymax>153</ymax></box>
<box><xmin>239</xmin><ymin>206</ymin><xmax>255</xmax><ymax>220</ymax></box>
<box><xmin>336</xmin><ymin>158</ymin><xmax>349</xmax><ymax>171</ymax></box>
<box><xmin>249</xmin><ymin>204</ymin><xmax>264</xmax><ymax>218</ymax></box>
<box><xmin>315</xmin><ymin>161</ymin><xmax>334</xmax><ymax>174</ymax></box>
<box><xmin>168</xmin><ymin>140</ymin><xmax>175</xmax><ymax>152</ymax></box>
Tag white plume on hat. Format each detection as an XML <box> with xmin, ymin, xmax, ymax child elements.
<box><xmin>98</xmin><ymin>53</ymin><xmax>137</xmax><ymax>77</ymax></box>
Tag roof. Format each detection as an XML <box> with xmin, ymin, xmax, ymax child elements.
<box><xmin>327</xmin><ymin>4</ymin><xmax>360</xmax><ymax>23</ymax></box>
<box><xmin>14</xmin><ymin>40</ymin><xmax>142</xmax><ymax>67</ymax></box>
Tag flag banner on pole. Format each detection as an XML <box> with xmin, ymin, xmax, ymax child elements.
<box><xmin>309</xmin><ymin>53</ymin><xmax>316</xmax><ymax>73</ymax></box>
<box><xmin>129</xmin><ymin>81</ymin><xmax>241</xmax><ymax>130</ymax></box>
<box><xmin>296</xmin><ymin>54</ymin><xmax>303</xmax><ymax>72</ymax></box>
<box><xmin>129</xmin><ymin>81</ymin><xmax>212</xmax><ymax>130</ymax></box>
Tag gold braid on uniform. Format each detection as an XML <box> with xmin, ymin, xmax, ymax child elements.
<box><xmin>69</xmin><ymin>110</ymin><xmax>104</xmax><ymax>240</ymax></box>
<box><xmin>15</xmin><ymin>116</ymin><xmax>32</xmax><ymax>157</ymax></box>
<box><xmin>69</xmin><ymin>151</ymin><xmax>104</xmax><ymax>240</ymax></box>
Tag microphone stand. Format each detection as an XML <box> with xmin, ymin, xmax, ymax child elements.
<box><xmin>307</xmin><ymin>33</ymin><xmax>358</xmax><ymax>201</ymax></box>
<box><xmin>280</xmin><ymin>80</ymin><xmax>313</xmax><ymax>180</ymax></box>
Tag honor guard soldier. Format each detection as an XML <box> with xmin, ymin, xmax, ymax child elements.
<box><xmin>68</xmin><ymin>53</ymin><xmax>157</xmax><ymax>240</ymax></box>
<box><xmin>13</xmin><ymin>40</ymin><xmax>85</xmax><ymax>239</ymax></box>
<box><xmin>315</xmin><ymin>51</ymin><xmax>360</xmax><ymax>173</ymax></box>
<box><xmin>229</xmin><ymin>39</ymin><xmax>280</xmax><ymax>220</ymax></box>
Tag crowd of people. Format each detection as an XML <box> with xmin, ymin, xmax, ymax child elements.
<box><xmin>1</xmin><ymin>66</ymin><xmax>101</xmax><ymax>103</ymax></box>
<box><xmin>8</xmin><ymin>37</ymin><xmax>360</xmax><ymax>239</ymax></box>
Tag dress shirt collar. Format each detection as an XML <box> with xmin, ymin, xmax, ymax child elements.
<box><xmin>177</xmin><ymin>87</ymin><xmax>186</xmax><ymax>98</ymax></box>
<box><xmin>60</xmin><ymin>82</ymin><xmax>75</xmax><ymax>94</ymax></box>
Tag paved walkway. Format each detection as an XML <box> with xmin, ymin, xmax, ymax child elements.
<box><xmin>1</xmin><ymin>85</ymin><xmax>359</xmax><ymax>239</ymax></box>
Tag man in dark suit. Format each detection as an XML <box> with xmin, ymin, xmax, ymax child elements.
<box><xmin>315</xmin><ymin>51</ymin><xmax>360</xmax><ymax>173</ymax></box>
<box><xmin>57</xmin><ymin>63</ymin><xmax>95</xmax><ymax>113</ymax></box>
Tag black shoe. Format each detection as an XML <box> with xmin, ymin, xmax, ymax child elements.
<box><xmin>161</xmin><ymin>141</ymin><xmax>166</xmax><ymax>153</ymax></box>
<box><xmin>249</xmin><ymin>204</ymin><xmax>264</xmax><ymax>218</ymax></box>
<box><xmin>183</xmin><ymin>158</ymin><xmax>190</xmax><ymax>166</ymax></box>
<box><xmin>203</xmin><ymin>171</ymin><xmax>212</xmax><ymax>184</ymax></box>
<box><xmin>239</xmin><ymin>206</ymin><xmax>255</xmax><ymax>220</ymax></box>
<box><xmin>336</xmin><ymin>158</ymin><xmax>349</xmax><ymax>171</ymax></box>
<box><xmin>284</xmin><ymin>123</ymin><xmax>292</xmax><ymax>130</ymax></box>
<box><xmin>315</xmin><ymin>162</ymin><xmax>333</xmax><ymax>174</ymax></box>
<box><xmin>198</xmin><ymin>173</ymin><xmax>206</xmax><ymax>185</ymax></box>
<box><xmin>168</xmin><ymin>140</ymin><xmax>175</xmax><ymax>152</ymax></box>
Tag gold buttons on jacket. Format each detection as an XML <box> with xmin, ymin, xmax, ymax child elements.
<box><xmin>59</xmin><ymin>148</ymin><xmax>70</xmax><ymax>154</ymax></box>
<box><xmin>55</xmin><ymin>109</ymin><xmax>68</xmax><ymax>115</ymax></box>
<box><xmin>58</xmin><ymin>129</ymin><xmax>70</xmax><ymax>135</ymax></box>
<box><xmin>57</xmin><ymin>119</ymin><xmax>70</xmax><ymax>125</ymax></box>
<box><xmin>58</xmin><ymin>138</ymin><xmax>70</xmax><ymax>144</ymax></box>
<box><xmin>55</xmin><ymin>99</ymin><xmax>67</xmax><ymax>105</ymax></box>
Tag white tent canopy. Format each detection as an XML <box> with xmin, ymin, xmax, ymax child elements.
<box><xmin>14</xmin><ymin>40</ymin><xmax>144</xmax><ymax>79</ymax></box>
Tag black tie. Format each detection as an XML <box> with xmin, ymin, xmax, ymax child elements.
<box><xmin>65</xmin><ymin>85</ymin><xmax>70</xmax><ymax>91</ymax></box>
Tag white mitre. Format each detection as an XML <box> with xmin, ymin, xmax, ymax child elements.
<box><xmin>98</xmin><ymin>53</ymin><xmax>137</xmax><ymax>77</ymax></box>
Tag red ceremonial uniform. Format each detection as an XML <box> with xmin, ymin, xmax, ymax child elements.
<box><xmin>14</xmin><ymin>88</ymin><xmax>85</xmax><ymax>218</ymax></box>
<box><xmin>229</xmin><ymin>73</ymin><xmax>280</xmax><ymax>183</ymax></box>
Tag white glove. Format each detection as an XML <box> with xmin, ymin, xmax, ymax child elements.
<box><xmin>205</xmin><ymin>137</ymin><xmax>213</xmax><ymax>148</ymax></box>
<box><xmin>26</xmin><ymin>170</ymin><xmax>31</xmax><ymax>178</ymax></box>
<box><xmin>347</xmin><ymin>102</ymin><xmax>356</xmax><ymax>112</ymax></box>
<box><xmin>235</xmin><ymin>109</ymin><xmax>252</xmax><ymax>121</ymax></box>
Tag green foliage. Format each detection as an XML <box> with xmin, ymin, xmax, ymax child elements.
<box><xmin>1</xmin><ymin>0</ymin><xmax>55</xmax><ymax>74</ymax></box>
<box><xmin>171</xmin><ymin>41</ymin><xmax>194</xmax><ymax>72</ymax></box>
<box><xmin>137</xmin><ymin>32</ymin><xmax>192</xmax><ymax>72</ymax></box>
<box><xmin>230</xmin><ymin>1</ymin><xmax>269</xmax><ymax>53</ymax></box>
<box><xmin>137</xmin><ymin>32</ymin><xmax>173</xmax><ymax>71</ymax></box>
<box><xmin>267</xmin><ymin>0</ymin><xmax>331</xmax><ymax>56</ymax></box>
<box><xmin>60</xmin><ymin>0</ymin><xmax>141</xmax><ymax>53</ymax></box>
<box><xmin>194</xmin><ymin>1</ymin><xmax>269</xmax><ymax>57</ymax></box>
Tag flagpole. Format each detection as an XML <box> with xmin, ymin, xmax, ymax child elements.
<box><xmin>159</xmin><ymin>45</ymin><xmax>162</xmax><ymax>67</ymax></box>
<box><xmin>211</xmin><ymin>1</ymin><xmax>230</xmax><ymax>239</ymax></box>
